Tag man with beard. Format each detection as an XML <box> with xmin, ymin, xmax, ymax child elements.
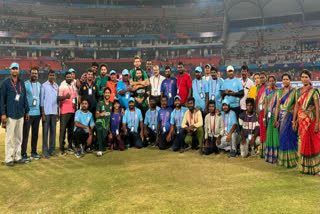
<box><xmin>218</xmin><ymin>99</ymin><xmax>240</xmax><ymax>158</ymax></box>
<box><xmin>77</xmin><ymin>62</ymin><xmax>99</xmax><ymax>88</ymax></box>
<box><xmin>96</xmin><ymin>64</ymin><xmax>109</xmax><ymax>100</ymax></box>
<box><xmin>79</xmin><ymin>69</ymin><xmax>99</xmax><ymax>115</ymax></box>
<box><xmin>132</xmin><ymin>68</ymin><xmax>150</xmax><ymax>116</ymax></box>
<box><xmin>106</xmin><ymin>70</ymin><xmax>118</xmax><ymax>103</ymax></box>
<box><xmin>95</xmin><ymin>87</ymin><xmax>113</xmax><ymax>157</ymax></box>
<box><xmin>58</xmin><ymin>71</ymin><xmax>77</xmax><ymax>155</ymax></box>
<box><xmin>160</xmin><ymin>66</ymin><xmax>177</xmax><ymax>109</ymax></box>
<box><xmin>21</xmin><ymin>67</ymin><xmax>42</xmax><ymax>162</ymax></box>
<box><xmin>143</xmin><ymin>96</ymin><xmax>160</xmax><ymax>146</ymax></box>
<box><xmin>168</xmin><ymin>96</ymin><xmax>188</xmax><ymax>153</ymax></box>
<box><xmin>208</xmin><ymin>66</ymin><xmax>224</xmax><ymax>111</ymax></box>
<box><xmin>122</xmin><ymin>97</ymin><xmax>144</xmax><ymax>149</ymax></box>
<box><xmin>146</xmin><ymin>59</ymin><xmax>153</xmax><ymax>78</ymax></box>
<box><xmin>181</xmin><ymin>97</ymin><xmax>204</xmax><ymax>153</ymax></box>
<box><xmin>1</xmin><ymin>63</ymin><xmax>29</xmax><ymax>167</ymax></box>
<box><xmin>177</xmin><ymin>62</ymin><xmax>192</xmax><ymax>106</ymax></box>
<box><xmin>150</xmin><ymin>65</ymin><xmax>165</xmax><ymax>106</ymax></box>
<box><xmin>117</xmin><ymin>69</ymin><xmax>133</xmax><ymax>109</ymax></box>
<box><xmin>156</xmin><ymin>96</ymin><xmax>173</xmax><ymax>150</ymax></box>
<box><xmin>239</xmin><ymin>65</ymin><xmax>254</xmax><ymax>113</ymax></box>
<box><xmin>192</xmin><ymin>66</ymin><xmax>209</xmax><ymax>113</ymax></box>
<box><xmin>73</xmin><ymin>99</ymin><xmax>95</xmax><ymax>158</ymax></box>
<box><xmin>129</xmin><ymin>56</ymin><xmax>149</xmax><ymax>88</ymax></box>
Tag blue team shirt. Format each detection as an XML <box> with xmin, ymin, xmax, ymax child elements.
<box><xmin>221</xmin><ymin>78</ymin><xmax>243</xmax><ymax>108</ymax></box>
<box><xmin>192</xmin><ymin>79</ymin><xmax>208</xmax><ymax>111</ymax></box>
<box><xmin>170</xmin><ymin>107</ymin><xmax>188</xmax><ymax>127</ymax></box>
<box><xmin>208</xmin><ymin>78</ymin><xmax>224</xmax><ymax>111</ymax></box>
<box><xmin>24</xmin><ymin>81</ymin><xmax>41</xmax><ymax>116</ymax></box>
<box><xmin>157</xmin><ymin>107</ymin><xmax>172</xmax><ymax>134</ymax></box>
<box><xmin>160</xmin><ymin>77</ymin><xmax>177</xmax><ymax>107</ymax></box>
<box><xmin>110</xmin><ymin>112</ymin><xmax>122</xmax><ymax>134</ymax></box>
<box><xmin>123</xmin><ymin>107</ymin><xmax>143</xmax><ymax>133</ymax></box>
<box><xmin>116</xmin><ymin>80</ymin><xmax>131</xmax><ymax>109</ymax></box>
<box><xmin>144</xmin><ymin>106</ymin><xmax>161</xmax><ymax>131</ymax></box>
<box><xmin>221</xmin><ymin>110</ymin><xmax>238</xmax><ymax>134</ymax></box>
<box><xmin>74</xmin><ymin>110</ymin><xmax>95</xmax><ymax>133</ymax></box>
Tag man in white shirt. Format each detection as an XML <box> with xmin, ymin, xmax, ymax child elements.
<box><xmin>239</xmin><ymin>65</ymin><xmax>254</xmax><ymax>113</ymax></box>
<box><xmin>150</xmin><ymin>65</ymin><xmax>165</xmax><ymax>106</ymax></box>
<box><xmin>202</xmin><ymin>64</ymin><xmax>212</xmax><ymax>81</ymax></box>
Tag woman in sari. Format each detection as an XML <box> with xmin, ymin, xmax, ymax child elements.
<box><xmin>273</xmin><ymin>73</ymin><xmax>298</xmax><ymax>168</ymax></box>
<box><xmin>263</xmin><ymin>75</ymin><xmax>279</xmax><ymax>164</ymax></box>
<box><xmin>292</xmin><ymin>70</ymin><xmax>320</xmax><ymax>175</ymax></box>
<box><xmin>256</xmin><ymin>72</ymin><xmax>267</xmax><ymax>158</ymax></box>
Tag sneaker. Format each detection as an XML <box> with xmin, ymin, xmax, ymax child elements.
<box><xmin>31</xmin><ymin>153</ymin><xmax>41</xmax><ymax>160</ymax></box>
<box><xmin>49</xmin><ymin>152</ymin><xmax>57</xmax><ymax>157</ymax></box>
<box><xmin>75</xmin><ymin>151</ymin><xmax>83</xmax><ymax>158</ymax></box>
<box><xmin>228</xmin><ymin>150</ymin><xmax>237</xmax><ymax>158</ymax></box>
<box><xmin>60</xmin><ymin>151</ymin><xmax>67</xmax><ymax>156</ymax></box>
<box><xmin>96</xmin><ymin>151</ymin><xmax>103</xmax><ymax>157</ymax></box>
<box><xmin>21</xmin><ymin>155</ymin><xmax>31</xmax><ymax>163</ymax></box>
<box><xmin>67</xmin><ymin>148</ymin><xmax>75</xmax><ymax>154</ymax></box>
<box><xmin>125</xmin><ymin>144</ymin><xmax>130</xmax><ymax>149</ymax></box>
<box><xmin>180</xmin><ymin>148</ymin><xmax>185</xmax><ymax>153</ymax></box>
<box><xmin>250</xmin><ymin>149</ymin><xmax>256</xmax><ymax>156</ymax></box>
<box><xmin>6</xmin><ymin>161</ymin><xmax>14</xmax><ymax>167</ymax></box>
<box><xmin>15</xmin><ymin>159</ymin><xmax>25</xmax><ymax>164</ymax></box>
<box><xmin>43</xmin><ymin>155</ymin><xmax>50</xmax><ymax>159</ymax></box>
<box><xmin>86</xmin><ymin>147</ymin><xmax>93</xmax><ymax>153</ymax></box>
<box><xmin>81</xmin><ymin>146</ymin><xmax>87</xmax><ymax>154</ymax></box>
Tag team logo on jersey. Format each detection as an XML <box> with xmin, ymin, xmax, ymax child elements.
<box><xmin>83</xmin><ymin>86</ymin><xmax>86</xmax><ymax>90</ymax></box>
<box><xmin>93</xmin><ymin>86</ymin><xmax>96</xmax><ymax>90</ymax></box>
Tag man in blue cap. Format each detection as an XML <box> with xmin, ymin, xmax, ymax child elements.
<box><xmin>117</xmin><ymin>69</ymin><xmax>133</xmax><ymax>110</ymax></box>
<box><xmin>168</xmin><ymin>95</ymin><xmax>188</xmax><ymax>153</ymax></box>
<box><xmin>218</xmin><ymin>98</ymin><xmax>240</xmax><ymax>158</ymax></box>
<box><xmin>192</xmin><ymin>66</ymin><xmax>209</xmax><ymax>114</ymax></box>
<box><xmin>122</xmin><ymin>97</ymin><xmax>144</xmax><ymax>149</ymax></box>
<box><xmin>1</xmin><ymin>62</ymin><xmax>30</xmax><ymax>167</ymax></box>
<box><xmin>203</xmin><ymin>64</ymin><xmax>212</xmax><ymax>81</ymax></box>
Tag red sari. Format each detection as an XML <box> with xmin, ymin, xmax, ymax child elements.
<box><xmin>296</xmin><ymin>87</ymin><xmax>320</xmax><ymax>175</ymax></box>
<box><xmin>256</xmin><ymin>85</ymin><xmax>267</xmax><ymax>157</ymax></box>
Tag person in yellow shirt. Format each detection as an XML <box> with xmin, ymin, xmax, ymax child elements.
<box><xmin>181</xmin><ymin>97</ymin><xmax>204</xmax><ymax>153</ymax></box>
<box><xmin>248</xmin><ymin>72</ymin><xmax>261</xmax><ymax>101</ymax></box>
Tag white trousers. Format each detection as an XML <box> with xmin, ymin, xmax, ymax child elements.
<box><xmin>5</xmin><ymin>117</ymin><xmax>24</xmax><ymax>163</ymax></box>
<box><xmin>240</xmin><ymin>136</ymin><xmax>261</xmax><ymax>157</ymax></box>
<box><xmin>218</xmin><ymin>133</ymin><xmax>240</xmax><ymax>152</ymax></box>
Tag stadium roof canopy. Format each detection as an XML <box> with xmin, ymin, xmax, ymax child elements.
<box><xmin>224</xmin><ymin>0</ymin><xmax>320</xmax><ymax>20</ymax></box>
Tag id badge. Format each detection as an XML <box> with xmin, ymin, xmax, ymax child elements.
<box><xmin>224</xmin><ymin>127</ymin><xmax>227</xmax><ymax>133</ymax></box>
<box><xmin>151</xmin><ymin>124</ymin><xmax>155</xmax><ymax>131</ymax></box>
<box><xmin>248</xmin><ymin>134</ymin><xmax>252</xmax><ymax>141</ymax></box>
<box><xmin>130</xmin><ymin>126</ymin><xmax>134</xmax><ymax>132</ymax></box>
<box><xmin>116</xmin><ymin>129</ymin><xmax>119</xmax><ymax>135</ymax></box>
<box><xmin>259</xmin><ymin>104</ymin><xmax>263</xmax><ymax>111</ymax></box>
<box><xmin>176</xmin><ymin>128</ymin><xmax>180</xmax><ymax>134</ymax></box>
<box><xmin>72</xmin><ymin>98</ymin><xmax>76</xmax><ymax>105</ymax></box>
<box><xmin>15</xmin><ymin>94</ymin><xmax>20</xmax><ymax>102</ymax></box>
<box><xmin>177</xmin><ymin>89</ymin><xmax>179</xmax><ymax>94</ymax></box>
<box><xmin>125</xmin><ymin>93</ymin><xmax>129</xmax><ymax>99</ymax></box>
<box><xmin>211</xmin><ymin>95</ymin><xmax>215</xmax><ymax>100</ymax></box>
<box><xmin>162</xmin><ymin>126</ymin><xmax>166</xmax><ymax>133</ymax></box>
<box><xmin>268</xmin><ymin>112</ymin><xmax>271</xmax><ymax>118</ymax></box>
<box><xmin>168</xmin><ymin>92</ymin><xmax>172</xmax><ymax>98</ymax></box>
<box><xmin>32</xmin><ymin>98</ymin><xmax>37</xmax><ymax>107</ymax></box>
<box><xmin>200</xmin><ymin>92</ymin><xmax>204</xmax><ymax>99</ymax></box>
<box><xmin>154</xmin><ymin>90</ymin><xmax>158</xmax><ymax>96</ymax></box>
<box><xmin>88</xmin><ymin>88</ymin><xmax>92</xmax><ymax>95</ymax></box>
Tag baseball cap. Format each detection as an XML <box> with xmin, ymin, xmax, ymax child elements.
<box><xmin>195</xmin><ymin>66</ymin><xmax>202</xmax><ymax>73</ymax></box>
<box><xmin>174</xmin><ymin>95</ymin><xmax>181</xmax><ymax>101</ymax></box>
<box><xmin>226</xmin><ymin>65</ymin><xmax>234</xmax><ymax>72</ymax></box>
<box><xmin>205</xmin><ymin>64</ymin><xmax>211</xmax><ymax>68</ymax></box>
<box><xmin>222</xmin><ymin>99</ymin><xmax>230</xmax><ymax>106</ymax></box>
<box><xmin>10</xmin><ymin>62</ymin><xmax>19</xmax><ymax>69</ymax></box>
<box><xmin>110</xmin><ymin>70</ymin><xmax>116</xmax><ymax>75</ymax></box>
<box><xmin>68</xmin><ymin>68</ymin><xmax>75</xmax><ymax>73</ymax></box>
<box><xmin>122</xmin><ymin>69</ymin><xmax>129</xmax><ymax>75</ymax></box>
<box><xmin>129</xmin><ymin>97</ymin><xmax>135</xmax><ymax>103</ymax></box>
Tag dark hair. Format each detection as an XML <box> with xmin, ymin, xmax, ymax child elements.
<box><xmin>268</xmin><ymin>75</ymin><xmax>276</xmax><ymax>81</ymax></box>
<box><xmin>260</xmin><ymin>71</ymin><xmax>267</xmax><ymax>77</ymax></box>
<box><xmin>136</xmin><ymin>67</ymin><xmax>142</xmax><ymax>72</ymax></box>
<box><xmin>65</xmin><ymin>71</ymin><xmax>72</xmax><ymax>77</ymax></box>
<box><xmin>246</xmin><ymin>98</ymin><xmax>255</xmax><ymax>106</ymax></box>
<box><xmin>211</xmin><ymin>66</ymin><xmax>218</xmax><ymax>72</ymax></box>
<box><xmin>208</xmin><ymin>100</ymin><xmax>216</xmax><ymax>105</ymax></box>
<box><xmin>178</xmin><ymin>61</ymin><xmax>184</xmax><ymax>66</ymax></box>
<box><xmin>300</xmin><ymin>69</ymin><xmax>311</xmax><ymax>79</ymax></box>
<box><xmin>81</xmin><ymin>98</ymin><xmax>88</xmax><ymax>104</ymax></box>
<box><xmin>113</xmin><ymin>99</ymin><xmax>120</xmax><ymax>105</ymax></box>
<box><xmin>281</xmin><ymin>73</ymin><xmax>291</xmax><ymax>80</ymax></box>
<box><xmin>161</xmin><ymin>95</ymin><xmax>168</xmax><ymax>101</ymax></box>
<box><xmin>165</xmin><ymin>65</ymin><xmax>171</xmax><ymax>71</ymax></box>
<box><xmin>48</xmin><ymin>69</ymin><xmax>55</xmax><ymax>75</ymax></box>
<box><xmin>87</xmin><ymin>68</ymin><xmax>94</xmax><ymax>74</ymax></box>
<box><xmin>187</xmin><ymin>97</ymin><xmax>195</xmax><ymax>103</ymax></box>
<box><xmin>134</xmin><ymin>56</ymin><xmax>141</xmax><ymax>60</ymax></box>
<box><xmin>241</xmin><ymin>65</ymin><xmax>249</xmax><ymax>71</ymax></box>
<box><xmin>100</xmin><ymin>64</ymin><xmax>107</xmax><ymax>70</ymax></box>
<box><xmin>146</xmin><ymin>59</ymin><xmax>152</xmax><ymax>62</ymax></box>
<box><xmin>103</xmin><ymin>87</ymin><xmax>111</xmax><ymax>94</ymax></box>
<box><xmin>149</xmin><ymin>96</ymin><xmax>156</xmax><ymax>102</ymax></box>
<box><xmin>253</xmin><ymin>72</ymin><xmax>260</xmax><ymax>77</ymax></box>
<box><xmin>30</xmin><ymin>67</ymin><xmax>39</xmax><ymax>73</ymax></box>
<box><xmin>91</xmin><ymin>62</ymin><xmax>99</xmax><ymax>67</ymax></box>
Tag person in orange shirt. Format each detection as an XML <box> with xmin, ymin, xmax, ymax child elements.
<box><xmin>105</xmin><ymin>70</ymin><xmax>118</xmax><ymax>103</ymax></box>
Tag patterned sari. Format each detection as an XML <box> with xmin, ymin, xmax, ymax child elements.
<box><xmin>277</xmin><ymin>88</ymin><xmax>298</xmax><ymax>168</ymax></box>
<box><xmin>296</xmin><ymin>87</ymin><xmax>320</xmax><ymax>175</ymax></box>
<box><xmin>265</xmin><ymin>88</ymin><xmax>279</xmax><ymax>164</ymax></box>
<box><xmin>257</xmin><ymin>85</ymin><xmax>267</xmax><ymax>158</ymax></box>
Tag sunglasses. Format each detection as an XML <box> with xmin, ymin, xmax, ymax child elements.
<box><xmin>11</xmin><ymin>67</ymin><xmax>18</xmax><ymax>70</ymax></box>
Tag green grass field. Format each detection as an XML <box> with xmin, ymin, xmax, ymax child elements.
<box><xmin>0</xmin><ymin>126</ymin><xmax>319</xmax><ymax>214</ymax></box>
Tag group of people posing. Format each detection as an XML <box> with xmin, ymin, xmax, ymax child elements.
<box><xmin>1</xmin><ymin>56</ymin><xmax>319</xmax><ymax>176</ymax></box>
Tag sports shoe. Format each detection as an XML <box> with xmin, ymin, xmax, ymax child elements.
<box><xmin>180</xmin><ymin>148</ymin><xmax>185</xmax><ymax>153</ymax></box>
<box><xmin>49</xmin><ymin>152</ymin><xmax>57</xmax><ymax>157</ymax></box>
<box><xmin>75</xmin><ymin>151</ymin><xmax>83</xmax><ymax>158</ymax></box>
<box><xmin>96</xmin><ymin>151</ymin><xmax>103</xmax><ymax>157</ymax></box>
<box><xmin>15</xmin><ymin>159</ymin><xmax>25</xmax><ymax>164</ymax></box>
<box><xmin>250</xmin><ymin>149</ymin><xmax>256</xmax><ymax>156</ymax></box>
<box><xmin>60</xmin><ymin>151</ymin><xmax>67</xmax><ymax>156</ymax></box>
<box><xmin>31</xmin><ymin>153</ymin><xmax>41</xmax><ymax>160</ymax></box>
<box><xmin>67</xmin><ymin>148</ymin><xmax>75</xmax><ymax>154</ymax></box>
<box><xmin>21</xmin><ymin>155</ymin><xmax>31</xmax><ymax>163</ymax></box>
<box><xmin>228</xmin><ymin>150</ymin><xmax>237</xmax><ymax>158</ymax></box>
<box><xmin>43</xmin><ymin>155</ymin><xmax>50</xmax><ymax>159</ymax></box>
<box><xmin>6</xmin><ymin>161</ymin><xmax>14</xmax><ymax>167</ymax></box>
